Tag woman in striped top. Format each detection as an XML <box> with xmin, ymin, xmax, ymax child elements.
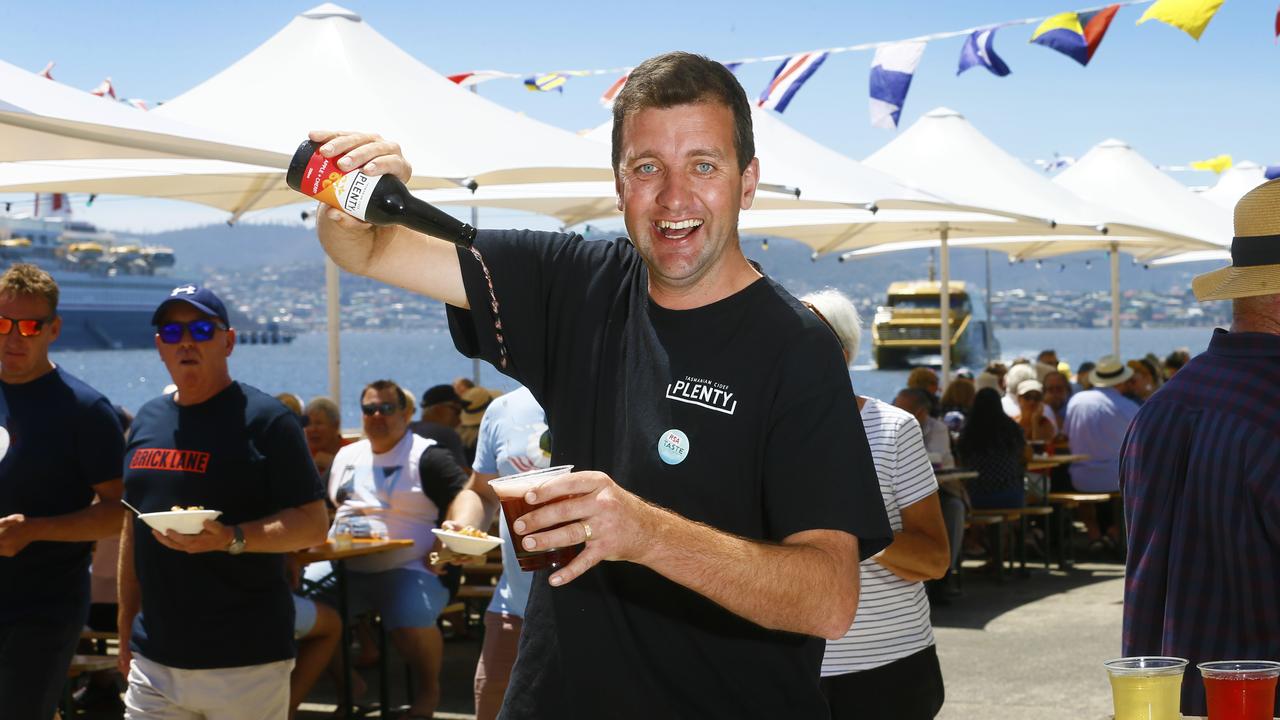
<box><xmin>801</xmin><ymin>290</ymin><xmax>951</xmax><ymax>720</ymax></box>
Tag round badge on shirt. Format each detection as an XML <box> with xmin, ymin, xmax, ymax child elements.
<box><xmin>0</xmin><ymin>426</ymin><xmax>9</xmax><ymax>462</ymax></box>
<box><xmin>657</xmin><ymin>429</ymin><xmax>689</xmax><ymax>465</ymax></box>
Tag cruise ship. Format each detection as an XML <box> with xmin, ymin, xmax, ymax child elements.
<box><xmin>1</xmin><ymin>198</ymin><xmax>296</xmax><ymax>350</ymax></box>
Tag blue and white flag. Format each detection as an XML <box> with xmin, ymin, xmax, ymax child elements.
<box><xmin>957</xmin><ymin>27</ymin><xmax>1011</xmax><ymax>77</ymax></box>
<box><xmin>869</xmin><ymin>41</ymin><xmax>926</xmax><ymax>129</ymax></box>
<box><xmin>758</xmin><ymin>52</ymin><xmax>828</xmax><ymax>113</ymax></box>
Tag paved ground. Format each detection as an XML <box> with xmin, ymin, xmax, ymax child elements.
<box><xmin>77</xmin><ymin>557</ymin><xmax>1129</xmax><ymax>720</ymax></box>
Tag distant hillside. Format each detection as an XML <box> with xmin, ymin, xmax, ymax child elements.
<box><xmin>145</xmin><ymin>222</ymin><xmax>1225</xmax><ymax>299</ymax></box>
<box><xmin>143</xmin><ymin>222</ymin><xmax>323</xmax><ymax>271</ymax></box>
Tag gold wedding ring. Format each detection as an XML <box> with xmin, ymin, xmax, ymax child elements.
<box><xmin>581</xmin><ymin>521</ymin><xmax>593</xmax><ymax>541</ymax></box>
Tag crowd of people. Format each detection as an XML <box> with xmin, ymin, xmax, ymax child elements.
<box><xmin>1</xmin><ymin>48</ymin><xmax>1275</xmax><ymax>720</ymax></box>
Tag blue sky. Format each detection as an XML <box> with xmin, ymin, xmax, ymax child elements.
<box><xmin>2</xmin><ymin>0</ymin><xmax>1276</xmax><ymax>232</ymax></box>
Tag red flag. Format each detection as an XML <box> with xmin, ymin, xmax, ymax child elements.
<box><xmin>1274</xmin><ymin>5</ymin><xmax>1279</xmax><ymax>38</ymax></box>
<box><xmin>38</xmin><ymin>61</ymin><xmax>54</xmax><ymax>80</ymax></box>
<box><xmin>1082</xmin><ymin>5</ymin><xmax>1121</xmax><ymax>64</ymax></box>
<box><xmin>90</xmin><ymin>77</ymin><xmax>116</xmax><ymax>99</ymax></box>
<box><xmin>600</xmin><ymin>73</ymin><xmax>628</xmax><ymax>108</ymax></box>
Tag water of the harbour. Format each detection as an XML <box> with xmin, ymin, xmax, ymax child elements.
<box><xmin>51</xmin><ymin>326</ymin><xmax>1217</xmax><ymax>429</ymax></box>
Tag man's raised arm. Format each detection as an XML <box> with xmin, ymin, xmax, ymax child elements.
<box><xmin>310</xmin><ymin>130</ymin><xmax>469</xmax><ymax>309</ymax></box>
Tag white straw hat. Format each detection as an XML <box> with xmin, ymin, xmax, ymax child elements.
<box><xmin>1192</xmin><ymin>178</ymin><xmax>1280</xmax><ymax>301</ymax></box>
<box><xmin>1089</xmin><ymin>355</ymin><xmax>1134</xmax><ymax>388</ymax></box>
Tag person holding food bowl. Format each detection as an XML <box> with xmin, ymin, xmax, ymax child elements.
<box><xmin>118</xmin><ymin>285</ymin><xmax>329</xmax><ymax>720</ymax></box>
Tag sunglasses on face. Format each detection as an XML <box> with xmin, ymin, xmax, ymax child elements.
<box><xmin>361</xmin><ymin>401</ymin><xmax>402</xmax><ymax>417</ymax></box>
<box><xmin>0</xmin><ymin>315</ymin><xmax>52</xmax><ymax>337</ymax></box>
<box><xmin>157</xmin><ymin>319</ymin><xmax>226</xmax><ymax>344</ymax></box>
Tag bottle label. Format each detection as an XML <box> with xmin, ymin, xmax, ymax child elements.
<box><xmin>295</xmin><ymin>151</ymin><xmax>379</xmax><ymax>221</ymax></box>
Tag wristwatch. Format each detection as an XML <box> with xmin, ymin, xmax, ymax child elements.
<box><xmin>227</xmin><ymin>525</ymin><xmax>246</xmax><ymax>555</ymax></box>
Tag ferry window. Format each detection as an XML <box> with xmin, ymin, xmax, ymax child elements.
<box><xmin>888</xmin><ymin>295</ymin><xmax>967</xmax><ymax>309</ymax></box>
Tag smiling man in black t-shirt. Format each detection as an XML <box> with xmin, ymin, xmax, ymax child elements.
<box><xmin>313</xmin><ymin>52</ymin><xmax>892</xmax><ymax>719</ymax></box>
<box><xmin>119</xmin><ymin>285</ymin><xmax>328</xmax><ymax>720</ymax></box>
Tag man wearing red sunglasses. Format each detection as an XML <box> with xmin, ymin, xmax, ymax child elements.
<box><xmin>118</xmin><ymin>284</ymin><xmax>328</xmax><ymax>719</ymax></box>
<box><xmin>0</xmin><ymin>263</ymin><xmax>126</xmax><ymax>720</ymax></box>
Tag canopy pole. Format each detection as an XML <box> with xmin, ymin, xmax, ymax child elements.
<box><xmin>325</xmin><ymin>257</ymin><xmax>342</xmax><ymax>413</ymax></box>
<box><xmin>1110</xmin><ymin>242</ymin><xmax>1120</xmax><ymax>358</ymax></box>
<box><xmin>470</xmin><ymin>83</ymin><xmax>483</xmax><ymax>389</ymax></box>
<box><xmin>939</xmin><ymin>226</ymin><xmax>951</xmax><ymax>390</ymax></box>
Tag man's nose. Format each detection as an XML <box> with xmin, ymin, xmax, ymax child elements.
<box><xmin>655</xmin><ymin>171</ymin><xmax>693</xmax><ymax>211</ymax></box>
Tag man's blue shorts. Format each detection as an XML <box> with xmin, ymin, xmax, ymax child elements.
<box><xmin>303</xmin><ymin>563</ymin><xmax>449</xmax><ymax>630</ymax></box>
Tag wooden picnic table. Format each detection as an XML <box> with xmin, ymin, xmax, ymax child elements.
<box><xmin>296</xmin><ymin>538</ymin><xmax>415</xmax><ymax>720</ymax></box>
<box><xmin>1027</xmin><ymin>453</ymin><xmax>1090</xmax><ymax>473</ymax></box>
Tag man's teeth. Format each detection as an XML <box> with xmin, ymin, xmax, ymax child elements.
<box><xmin>656</xmin><ymin>219</ymin><xmax>703</xmax><ymax>230</ymax></box>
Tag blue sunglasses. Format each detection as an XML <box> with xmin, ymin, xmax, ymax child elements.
<box><xmin>157</xmin><ymin>319</ymin><xmax>226</xmax><ymax>344</ymax></box>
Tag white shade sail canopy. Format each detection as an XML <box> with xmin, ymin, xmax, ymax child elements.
<box><xmin>0</xmin><ymin>4</ymin><xmax>614</xmax><ymax>219</ymax></box>
<box><xmin>1199</xmin><ymin>160</ymin><xmax>1268</xmax><ymax>211</ymax></box>
<box><xmin>864</xmin><ymin>108</ymin><xmax>1180</xmax><ymax>241</ymax></box>
<box><xmin>0</xmin><ymin>59</ymin><xmax>285</xmax><ymax>166</ymax></box>
<box><xmin>153</xmin><ymin>4</ymin><xmax>611</xmax><ymax>188</ymax></box>
<box><xmin>419</xmin><ymin>104</ymin><xmax>955</xmax><ymax>224</ymax></box>
<box><xmin>1053</xmin><ymin>139</ymin><xmax>1232</xmax><ymax>248</ymax></box>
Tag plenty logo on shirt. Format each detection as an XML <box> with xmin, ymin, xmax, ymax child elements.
<box><xmin>129</xmin><ymin>448</ymin><xmax>210</xmax><ymax>474</ymax></box>
<box><xmin>665</xmin><ymin>376</ymin><xmax>737</xmax><ymax>415</ymax></box>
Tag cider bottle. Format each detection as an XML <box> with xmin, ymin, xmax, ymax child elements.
<box><xmin>286</xmin><ymin>140</ymin><xmax>476</xmax><ymax>247</ymax></box>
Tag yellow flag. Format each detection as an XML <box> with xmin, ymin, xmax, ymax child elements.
<box><xmin>1137</xmin><ymin>0</ymin><xmax>1226</xmax><ymax>40</ymax></box>
<box><xmin>1190</xmin><ymin>154</ymin><xmax>1232</xmax><ymax>174</ymax></box>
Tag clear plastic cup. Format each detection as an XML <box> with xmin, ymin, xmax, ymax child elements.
<box><xmin>488</xmin><ymin>465</ymin><xmax>578</xmax><ymax>572</ymax></box>
<box><xmin>1198</xmin><ymin>660</ymin><xmax>1280</xmax><ymax>720</ymax></box>
<box><xmin>1104</xmin><ymin>656</ymin><xmax>1188</xmax><ymax>720</ymax></box>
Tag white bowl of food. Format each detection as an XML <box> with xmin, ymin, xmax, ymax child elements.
<box><xmin>432</xmin><ymin>527</ymin><xmax>502</xmax><ymax>555</ymax></box>
<box><xmin>139</xmin><ymin>507</ymin><xmax>222</xmax><ymax>535</ymax></box>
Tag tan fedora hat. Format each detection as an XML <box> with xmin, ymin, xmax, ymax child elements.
<box><xmin>1192</xmin><ymin>178</ymin><xmax>1280</xmax><ymax>301</ymax></box>
<box><xmin>1089</xmin><ymin>355</ymin><xmax>1134</xmax><ymax>388</ymax></box>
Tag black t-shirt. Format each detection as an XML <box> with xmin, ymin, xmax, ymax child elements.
<box><xmin>407</xmin><ymin>420</ymin><xmax>468</xmax><ymax>469</ymax></box>
<box><xmin>123</xmin><ymin>382</ymin><xmax>325</xmax><ymax>669</ymax></box>
<box><xmin>0</xmin><ymin>367</ymin><xmax>124</xmax><ymax>623</ymax></box>
<box><xmin>448</xmin><ymin>231</ymin><xmax>891</xmax><ymax>719</ymax></box>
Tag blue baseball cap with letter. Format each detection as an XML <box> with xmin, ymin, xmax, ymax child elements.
<box><xmin>151</xmin><ymin>284</ymin><xmax>231</xmax><ymax>327</ymax></box>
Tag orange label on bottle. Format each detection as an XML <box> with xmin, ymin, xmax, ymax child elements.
<box><xmin>296</xmin><ymin>150</ymin><xmax>377</xmax><ymax>221</ymax></box>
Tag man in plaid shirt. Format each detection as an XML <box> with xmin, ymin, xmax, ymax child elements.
<box><xmin>1120</xmin><ymin>178</ymin><xmax>1280</xmax><ymax>718</ymax></box>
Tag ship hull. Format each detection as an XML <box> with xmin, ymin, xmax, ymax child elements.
<box><xmin>55</xmin><ymin>307</ymin><xmax>158</xmax><ymax>349</ymax></box>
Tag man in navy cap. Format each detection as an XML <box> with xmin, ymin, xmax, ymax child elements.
<box><xmin>117</xmin><ymin>284</ymin><xmax>328</xmax><ymax>719</ymax></box>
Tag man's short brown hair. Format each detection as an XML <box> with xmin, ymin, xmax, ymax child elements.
<box><xmin>361</xmin><ymin>379</ymin><xmax>407</xmax><ymax>409</ymax></box>
<box><xmin>0</xmin><ymin>263</ymin><xmax>59</xmax><ymax>315</ymax></box>
<box><xmin>611</xmin><ymin>51</ymin><xmax>755</xmax><ymax>174</ymax></box>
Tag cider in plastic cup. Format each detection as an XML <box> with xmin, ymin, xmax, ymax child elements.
<box><xmin>1198</xmin><ymin>660</ymin><xmax>1280</xmax><ymax>720</ymax></box>
<box><xmin>488</xmin><ymin>465</ymin><xmax>580</xmax><ymax>572</ymax></box>
<box><xmin>1104</xmin><ymin>656</ymin><xmax>1187</xmax><ymax>720</ymax></box>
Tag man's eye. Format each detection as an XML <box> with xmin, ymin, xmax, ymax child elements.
<box><xmin>637</xmin><ymin>163</ymin><xmax>658</xmax><ymax>174</ymax></box>
<box><xmin>695</xmin><ymin>162</ymin><xmax>714</xmax><ymax>173</ymax></box>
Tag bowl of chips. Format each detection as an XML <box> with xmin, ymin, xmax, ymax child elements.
<box><xmin>432</xmin><ymin>526</ymin><xmax>501</xmax><ymax>555</ymax></box>
<box><xmin>139</xmin><ymin>506</ymin><xmax>222</xmax><ymax>535</ymax></box>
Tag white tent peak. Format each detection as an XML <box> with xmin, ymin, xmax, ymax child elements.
<box><xmin>301</xmin><ymin>4</ymin><xmax>361</xmax><ymax>21</ymax></box>
<box><xmin>1096</xmin><ymin>138</ymin><xmax>1131</xmax><ymax>150</ymax></box>
<box><xmin>923</xmin><ymin>107</ymin><xmax>963</xmax><ymax>119</ymax></box>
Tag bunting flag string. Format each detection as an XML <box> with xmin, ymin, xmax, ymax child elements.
<box><xmin>438</xmin><ymin>0</ymin><xmax>1233</xmax><ymax>126</ymax></box>
<box><xmin>38</xmin><ymin>61</ymin><xmax>54</xmax><ymax>80</ymax></box>
<box><xmin>1188</xmin><ymin>154</ymin><xmax>1232</xmax><ymax>173</ymax></box>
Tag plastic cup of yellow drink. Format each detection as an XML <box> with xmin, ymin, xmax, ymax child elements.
<box><xmin>1103</xmin><ymin>656</ymin><xmax>1188</xmax><ymax>720</ymax></box>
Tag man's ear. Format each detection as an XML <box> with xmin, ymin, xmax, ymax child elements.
<box><xmin>740</xmin><ymin>157</ymin><xmax>760</xmax><ymax>211</ymax></box>
<box><xmin>225</xmin><ymin>328</ymin><xmax>236</xmax><ymax>357</ymax></box>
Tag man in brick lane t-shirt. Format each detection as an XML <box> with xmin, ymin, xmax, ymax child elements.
<box><xmin>313</xmin><ymin>52</ymin><xmax>892</xmax><ymax>718</ymax></box>
<box><xmin>118</xmin><ymin>285</ymin><xmax>328</xmax><ymax>720</ymax></box>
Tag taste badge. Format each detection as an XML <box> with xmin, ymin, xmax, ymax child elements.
<box><xmin>657</xmin><ymin>429</ymin><xmax>690</xmax><ymax>465</ymax></box>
